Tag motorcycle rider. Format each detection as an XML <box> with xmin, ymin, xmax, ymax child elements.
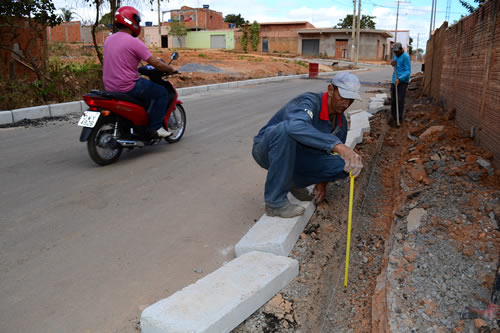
<box><xmin>102</xmin><ymin>6</ymin><xmax>177</xmax><ymax>137</ymax></box>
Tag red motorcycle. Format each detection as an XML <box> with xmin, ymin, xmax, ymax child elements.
<box><xmin>79</xmin><ymin>52</ymin><xmax>186</xmax><ymax>166</ymax></box>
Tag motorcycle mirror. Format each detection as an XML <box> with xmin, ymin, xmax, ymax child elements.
<box><xmin>171</xmin><ymin>52</ymin><xmax>179</xmax><ymax>60</ymax></box>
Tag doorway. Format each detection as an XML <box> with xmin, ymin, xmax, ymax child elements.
<box><xmin>335</xmin><ymin>39</ymin><xmax>348</xmax><ymax>59</ymax></box>
<box><xmin>161</xmin><ymin>35</ymin><xmax>168</xmax><ymax>48</ymax></box>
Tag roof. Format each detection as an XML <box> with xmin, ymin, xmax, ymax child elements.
<box><xmin>297</xmin><ymin>28</ymin><xmax>392</xmax><ymax>38</ymax></box>
<box><xmin>260</xmin><ymin>21</ymin><xmax>312</xmax><ymax>26</ymax></box>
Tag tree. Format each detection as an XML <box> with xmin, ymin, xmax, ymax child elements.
<box><xmin>240</xmin><ymin>24</ymin><xmax>249</xmax><ymax>52</ymax></box>
<box><xmin>99</xmin><ymin>12</ymin><xmax>113</xmax><ymax>26</ymax></box>
<box><xmin>224</xmin><ymin>13</ymin><xmax>246</xmax><ymax>27</ymax></box>
<box><xmin>459</xmin><ymin>0</ymin><xmax>486</xmax><ymax>13</ymax></box>
<box><xmin>0</xmin><ymin>0</ymin><xmax>62</xmax><ymax>100</ymax></box>
<box><xmin>408</xmin><ymin>37</ymin><xmax>413</xmax><ymax>55</ymax></box>
<box><xmin>336</xmin><ymin>14</ymin><xmax>376</xmax><ymax>29</ymax></box>
<box><xmin>59</xmin><ymin>7</ymin><xmax>73</xmax><ymax>22</ymax></box>
<box><xmin>249</xmin><ymin>21</ymin><xmax>260</xmax><ymax>51</ymax></box>
<box><xmin>168</xmin><ymin>20</ymin><xmax>187</xmax><ymax>48</ymax></box>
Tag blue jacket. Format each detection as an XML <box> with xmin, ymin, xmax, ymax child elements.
<box><xmin>254</xmin><ymin>92</ymin><xmax>346</xmax><ymax>152</ymax></box>
<box><xmin>392</xmin><ymin>52</ymin><xmax>411</xmax><ymax>83</ymax></box>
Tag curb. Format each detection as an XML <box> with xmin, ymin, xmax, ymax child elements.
<box><xmin>1</xmin><ymin>69</ymin><xmax>366</xmax><ymax>126</ymax></box>
<box><xmin>141</xmin><ymin>92</ymin><xmax>386</xmax><ymax>332</ymax></box>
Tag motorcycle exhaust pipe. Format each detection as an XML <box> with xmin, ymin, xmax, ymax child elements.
<box><xmin>116</xmin><ymin>139</ymin><xmax>144</xmax><ymax>148</ymax></box>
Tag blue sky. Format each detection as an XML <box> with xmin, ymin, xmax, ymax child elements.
<box><xmin>60</xmin><ymin>0</ymin><xmax>472</xmax><ymax>51</ymax></box>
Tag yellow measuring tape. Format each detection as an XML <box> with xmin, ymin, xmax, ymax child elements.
<box><xmin>344</xmin><ymin>171</ymin><xmax>355</xmax><ymax>288</ymax></box>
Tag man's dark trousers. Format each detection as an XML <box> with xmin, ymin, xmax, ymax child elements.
<box><xmin>391</xmin><ymin>82</ymin><xmax>408</xmax><ymax>123</ymax></box>
<box><xmin>252</xmin><ymin>122</ymin><xmax>348</xmax><ymax>208</ymax></box>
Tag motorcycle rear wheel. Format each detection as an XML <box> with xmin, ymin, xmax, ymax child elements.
<box><xmin>165</xmin><ymin>104</ymin><xmax>186</xmax><ymax>143</ymax></box>
<box><xmin>87</xmin><ymin>117</ymin><xmax>123</xmax><ymax>166</ymax></box>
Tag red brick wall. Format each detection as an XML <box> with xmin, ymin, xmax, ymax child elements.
<box><xmin>47</xmin><ymin>21</ymin><xmax>81</xmax><ymax>42</ymax></box>
<box><xmin>425</xmin><ymin>0</ymin><xmax>500</xmax><ymax>166</ymax></box>
<box><xmin>0</xmin><ymin>17</ymin><xmax>45</xmax><ymax>80</ymax></box>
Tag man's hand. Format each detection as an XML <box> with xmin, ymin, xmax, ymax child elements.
<box><xmin>391</xmin><ymin>60</ymin><xmax>396</xmax><ymax>66</ymax></box>
<box><xmin>313</xmin><ymin>182</ymin><xmax>327</xmax><ymax>203</ymax></box>
<box><xmin>146</xmin><ymin>56</ymin><xmax>177</xmax><ymax>74</ymax></box>
<box><xmin>395</xmin><ymin>78</ymin><xmax>399</xmax><ymax>85</ymax></box>
<box><xmin>333</xmin><ymin>143</ymin><xmax>363</xmax><ymax>177</ymax></box>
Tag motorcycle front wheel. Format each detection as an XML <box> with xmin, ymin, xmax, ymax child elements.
<box><xmin>165</xmin><ymin>104</ymin><xmax>186</xmax><ymax>143</ymax></box>
<box><xmin>87</xmin><ymin>117</ymin><xmax>123</xmax><ymax>166</ymax></box>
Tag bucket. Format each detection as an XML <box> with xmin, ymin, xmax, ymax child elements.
<box><xmin>309</xmin><ymin>63</ymin><xmax>319</xmax><ymax>78</ymax></box>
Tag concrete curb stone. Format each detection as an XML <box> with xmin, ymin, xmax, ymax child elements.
<box><xmin>12</xmin><ymin>105</ymin><xmax>50</xmax><ymax>122</ymax></box>
<box><xmin>0</xmin><ymin>111</ymin><xmax>14</xmax><ymax>125</ymax></box>
<box><xmin>234</xmin><ymin>194</ymin><xmax>315</xmax><ymax>257</ymax></box>
<box><xmin>49</xmin><ymin>101</ymin><xmax>82</xmax><ymax>117</ymax></box>
<box><xmin>140</xmin><ymin>251</ymin><xmax>299</xmax><ymax>333</ymax></box>
<box><xmin>346</xmin><ymin>128</ymin><xmax>363</xmax><ymax>149</ymax></box>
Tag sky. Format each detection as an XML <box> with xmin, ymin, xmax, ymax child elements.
<box><xmin>57</xmin><ymin>0</ymin><xmax>472</xmax><ymax>52</ymax></box>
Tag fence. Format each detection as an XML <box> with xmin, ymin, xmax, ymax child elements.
<box><xmin>423</xmin><ymin>0</ymin><xmax>499</xmax><ymax>166</ymax></box>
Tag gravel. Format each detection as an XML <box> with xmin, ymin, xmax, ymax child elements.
<box><xmin>178</xmin><ymin>63</ymin><xmax>224</xmax><ymax>73</ymax></box>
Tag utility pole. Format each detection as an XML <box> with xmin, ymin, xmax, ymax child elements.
<box><xmin>157</xmin><ymin>0</ymin><xmax>161</xmax><ymax>34</ymax></box>
<box><xmin>394</xmin><ymin>0</ymin><xmax>400</xmax><ymax>44</ymax></box>
<box><xmin>429</xmin><ymin>0</ymin><xmax>436</xmax><ymax>38</ymax></box>
<box><xmin>351</xmin><ymin>0</ymin><xmax>356</xmax><ymax>62</ymax></box>
<box><xmin>355</xmin><ymin>0</ymin><xmax>361</xmax><ymax>66</ymax></box>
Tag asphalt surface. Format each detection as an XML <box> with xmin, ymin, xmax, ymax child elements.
<box><xmin>0</xmin><ymin>63</ymin><xmax>420</xmax><ymax>332</ymax></box>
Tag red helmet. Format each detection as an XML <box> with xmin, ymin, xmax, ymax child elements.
<box><xmin>115</xmin><ymin>6</ymin><xmax>141</xmax><ymax>37</ymax></box>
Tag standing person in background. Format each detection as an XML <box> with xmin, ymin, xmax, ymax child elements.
<box><xmin>389</xmin><ymin>42</ymin><xmax>411</xmax><ymax>128</ymax></box>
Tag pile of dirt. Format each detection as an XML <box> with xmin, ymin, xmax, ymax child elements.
<box><xmin>234</xmin><ymin>83</ymin><xmax>499</xmax><ymax>332</ymax></box>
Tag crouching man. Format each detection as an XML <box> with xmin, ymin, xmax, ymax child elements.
<box><xmin>252</xmin><ymin>72</ymin><xmax>364</xmax><ymax>218</ymax></box>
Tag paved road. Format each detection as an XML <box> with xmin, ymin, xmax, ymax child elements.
<box><xmin>0</xmin><ymin>64</ymin><xmax>419</xmax><ymax>332</ymax></box>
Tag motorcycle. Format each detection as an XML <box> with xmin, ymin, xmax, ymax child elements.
<box><xmin>78</xmin><ymin>52</ymin><xmax>186</xmax><ymax>166</ymax></box>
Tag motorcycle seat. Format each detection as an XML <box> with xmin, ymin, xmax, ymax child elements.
<box><xmin>89</xmin><ymin>90</ymin><xmax>150</xmax><ymax>109</ymax></box>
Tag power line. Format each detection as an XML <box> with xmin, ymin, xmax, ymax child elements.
<box><xmin>366</xmin><ymin>0</ymin><xmax>467</xmax><ymax>15</ymax></box>
<box><xmin>446</xmin><ymin>0</ymin><xmax>452</xmax><ymax>21</ymax></box>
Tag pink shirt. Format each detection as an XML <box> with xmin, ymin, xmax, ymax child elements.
<box><xmin>103</xmin><ymin>32</ymin><xmax>152</xmax><ymax>92</ymax></box>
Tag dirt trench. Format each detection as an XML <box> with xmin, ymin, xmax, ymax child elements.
<box><xmin>234</xmin><ymin>85</ymin><xmax>500</xmax><ymax>332</ymax></box>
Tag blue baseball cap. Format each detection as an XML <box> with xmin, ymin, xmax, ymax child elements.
<box><xmin>331</xmin><ymin>72</ymin><xmax>362</xmax><ymax>101</ymax></box>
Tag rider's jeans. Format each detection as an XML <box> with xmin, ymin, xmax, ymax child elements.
<box><xmin>127</xmin><ymin>78</ymin><xmax>169</xmax><ymax>131</ymax></box>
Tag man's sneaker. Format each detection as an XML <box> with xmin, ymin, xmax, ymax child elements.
<box><xmin>156</xmin><ymin>127</ymin><xmax>172</xmax><ymax>137</ymax></box>
<box><xmin>265</xmin><ymin>202</ymin><xmax>305</xmax><ymax>218</ymax></box>
<box><xmin>290</xmin><ymin>184</ymin><xmax>313</xmax><ymax>201</ymax></box>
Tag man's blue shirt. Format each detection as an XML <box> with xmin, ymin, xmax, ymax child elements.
<box><xmin>254</xmin><ymin>92</ymin><xmax>345</xmax><ymax>153</ymax></box>
<box><xmin>392</xmin><ymin>52</ymin><xmax>411</xmax><ymax>83</ymax></box>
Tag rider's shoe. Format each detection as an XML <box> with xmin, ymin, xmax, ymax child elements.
<box><xmin>156</xmin><ymin>127</ymin><xmax>173</xmax><ymax>137</ymax></box>
<box><xmin>265</xmin><ymin>202</ymin><xmax>305</xmax><ymax>218</ymax></box>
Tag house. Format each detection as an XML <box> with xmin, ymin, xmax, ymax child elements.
<box><xmin>297</xmin><ymin>28</ymin><xmax>392</xmax><ymax>60</ymax></box>
<box><xmin>143</xmin><ymin>25</ymin><xmax>171</xmax><ymax>48</ymax></box>
<box><xmin>256</xmin><ymin>22</ymin><xmax>315</xmax><ymax>53</ymax></box>
<box><xmin>168</xmin><ymin>5</ymin><xmax>227</xmax><ymax>31</ymax></box>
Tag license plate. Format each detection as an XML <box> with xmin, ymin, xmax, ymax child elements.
<box><xmin>78</xmin><ymin>111</ymin><xmax>100</xmax><ymax>128</ymax></box>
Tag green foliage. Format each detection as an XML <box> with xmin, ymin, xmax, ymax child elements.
<box><xmin>1</xmin><ymin>0</ymin><xmax>62</xmax><ymax>27</ymax></box>
<box><xmin>249</xmin><ymin>21</ymin><xmax>260</xmax><ymax>52</ymax></box>
<box><xmin>240</xmin><ymin>27</ymin><xmax>248</xmax><ymax>52</ymax></box>
<box><xmin>169</xmin><ymin>20</ymin><xmax>187</xmax><ymax>48</ymax></box>
<box><xmin>198</xmin><ymin>53</ymin><xmax>211</xmax><ymax>59</ymax></box>
<box><xmin>48</xmin><ymin>42</ymin><xmax>71</xmax><ymax>56</ymax></box>
<box><xmin>99</xmin><ymin>12</ymin><xmax>113</xmax><ymax>25</ymax></box>
<box><xmin>459</xmin><ymin>0</ymin><xmax>485</xmax><ymax>13</ymax></box>
<box><xmin>336</xmin><ymin>14</ymin><xmax>376</xmax><ymax>29</ymax></box>
<box><xmin>295</xmin><ymin>60</ymin><xmax>308</xmax><ymax>68</ymax></box>
<box><xmin>59</xmin><ymin>7</ymin><xmax>73</xmax><ymax>22</ymax></box>
<box><xmin>224</xmin><ymin>13</ymin><xmax>247</xmax><ymax>27</ymax></box>
<box><xmin>169</xmin><ymin>20</ymin><xmax>188</xmax><ymax>37</ymax></box>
